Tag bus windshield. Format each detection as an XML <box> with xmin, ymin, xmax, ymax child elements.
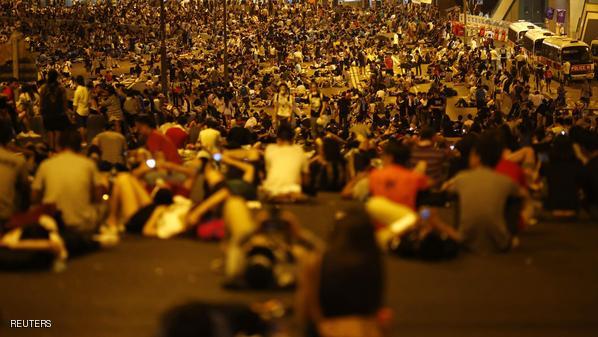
<box><xmin>562</xmin><ymin>47</ymin><xmax>591</xmax><ymax>64</ymax></box>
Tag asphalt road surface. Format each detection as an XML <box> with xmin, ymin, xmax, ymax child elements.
<box><xmin>1</xmin><ymin>193</ymin><xmax>598</xmax><ymax>337</ymax></box>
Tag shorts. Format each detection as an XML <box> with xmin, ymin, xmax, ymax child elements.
<box><xmin>75</xmin><ymin>114</ymin><xmax>88</xmax><ymax>128</ymax></box>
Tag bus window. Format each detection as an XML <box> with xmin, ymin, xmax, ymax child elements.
<box><xmin>562</xmin><ymin>47</ymin><xmax>592</xmax><ymax>64</ymax></box>
<box><xmin>592</xmin><ymin>44</ymin><xmax>598</xmax><ymax>57</ymax></box>
<box><xmin>508</xmin><ymin>29</ymin><xmax>517</xmax><ymax>43</ymax></box>
<box><xmin>518</xmin><ymin>31</ymin><xmax>526</xmax><ymax>41</ymax></box>
<box><xmin>522</xmin><ymin>36</ymin><xmax>533</xmax><ymax>52</ymax></box>
<box><xmin>533</xmin><ymin>40</ymin><xmax>543</xmax><ymax>55</ymax></box>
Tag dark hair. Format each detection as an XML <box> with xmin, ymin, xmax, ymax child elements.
<box><xmin>0</xmin><ymin>118</ymin><xmax>12</xmax><ymax>145</ymax></box>
<box><xmin>549</xmin><ymin>135</ymin><xmax>576</xmax><ymax>163</ymax></box>
<box><xmin>473</xmin><ymin>131</ymin><xmax>504</xmax><ymax>168</ymax></box>
<box><xmin>226</xmin><ymin>126</ymin><xmax>252</xmax><ymax>149</ymax></box>
<box><xmin>76</xmin><ymin>75</ymin><xmax>85</xmax><ymax>86</ymax></box>
<box><xmin>329</xmin><ymin>207</ymin><xmax>379</xmax><ymax>253</ymax></box>
<box><xmin>105</xmin><ymin>85</ymin><xmax>116</xmax><ymax>95</ymax></box>
<box><xmin>276</xmin><ymin>122</ymin><xmax>294</xmax><ymax>142</ymax></box>
<box><xmin>47</xmin><ymin>69</ymin><xmax>59</xmax><ymax>84</ymax></box>
<box><xmin>160</xmin><ymin>302</ymin><xmax>267</xmax><ymax>337</ymax></box>
<box><xmin>383</xmin><ymin>140</ymin><xmax>411</xmax><ymax>165</ymax></box>
<box><xmin>154</xmin><ymin>188</ymin><xmax>174</xmax><ymax>205</ymax></box>
<box><xmin>244</xmin><ymin>247</ymin><xmax>276</xmax><ymax>290</ymax></box>
<box><xmin>205</xmin><ymin>118</ymin><xmax>219</xmax><ymax>129</ymax></box>
<box><xmin>497</xmin><ymin>124</ymin><xmax>518</xmax><ymax>151</ymax></box>
<box><xmin>322</xmin><ymin>138</ymin><xmax>343</xmax><ymax>162</ymax></box>
<box><xmin>135</xmin><ymin>114</ymin><xmax>156</xmax><ymax>128</ymax></box>
<box><xmin>420</xmin><ymin>126</ymin><xmax>435</xmax><ymax>140</ymax></box>
<box><xmin>58</xmin><ymin>128</ymin><xmax>82</xmax><ymax>152</ymax></box>
<box><xmin>418</xmin><ymin>232</ymin><xmax>459</xmax><ymax>260</ymax></box>
<box><xmin>321</xmin><ymin>207</ymin><xmax>383</xmax><ymax>316</ymax></box>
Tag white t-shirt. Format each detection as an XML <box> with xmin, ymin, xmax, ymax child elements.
<box><xmin>199</xmin><ymin>128</ymin><xmax>221</xmax><ymax>152</ymax></box>
<box><xmin>73</xmin><ymin>85</ymin><xmax>90</xmax><ymax>116</ymax></box>
<box><xmin>490</xmin><ymin>49</ymin><xmax>499</xmax><ymax>61</ymax></box>
<box><xmin>529</xmin><ymin>93</ymin><xmax>543</xmax><ymax>107</ymax></box>
<box><xmin>263</xmin><ymin>144</ymin><xmax>308</xmax><ymax>195</ymax></box>
<box><xmin>32</xmin><ymin>152</ymin><xmax>101</xmax><ymax>231</ymax></box>
<box><xmin>275</xmin><ymin>93</ymin><xmax>294</xmax><ymax>118</ymax></box>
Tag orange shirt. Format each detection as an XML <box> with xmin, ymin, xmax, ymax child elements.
<box><xmin>369</xmin><ymin>164</ymin><xmax>429</xmax><ymax>210</ymax></box>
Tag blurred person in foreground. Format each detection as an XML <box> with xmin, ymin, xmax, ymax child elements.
<box><xmin>443</xmin><ymin>131</ymin><xmax>526</xmax><ymax>253</ymax></box>
<box><xmin>0</xmin><ymin>118</ymin><xmax>29</xmax><ymax>229</ymax></box>
<box><xmin>296</xmin><ymin>207</ymin><xmax>387</xmax><ymax>337</ymax></box>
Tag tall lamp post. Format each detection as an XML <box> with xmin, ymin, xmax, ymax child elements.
<box><xmin>223</xmin><ymin>0</ymin><xmax>229</xmax><ymax>84</ymax></box>
<box><xmin>160</xmin><ymin>0</ymin><xmax>168</xmax><ymax>97</ymax></box>
<box><xmin>463</xmin><ymin>0</ymin><xmax>469</xmax><ymax>45</ymax></box>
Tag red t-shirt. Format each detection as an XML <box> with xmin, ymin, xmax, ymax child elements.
<box><xmin>369</xmin><ymin>164</ymin><xmax>429</xmax><ymax>210</ymax></box>
<box><xmin>496</xmin><ymin>159</ymin><xmax>526</xmax><ymax>188</ymax></box>
<box><xmin>165</xmin><ymin>127</ymin><xmax>189</xmax><ymax>150</ymax></box>
<box><xmin>384</xmin><ymin>56</ymin><xmax>393</xmax><ymax>70</ymax></box>
<box><xmin>2</xmin><ymin>87</ymin><xmax>14</xmax><ymax>103</ymax></box>
<box><xmin>146</xmin><ymin>130</ymin><xmax>182</xmax><ymax>164</ymax></box>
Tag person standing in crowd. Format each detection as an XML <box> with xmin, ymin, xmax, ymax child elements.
<box><xmin>308</xmin><ymin>82</ymin><xmax>326</xmax><ymax>137</ymax></box>
<box><xmin>73</xmin><ymin>75</ymin><xmax>90</xmax><ymax>142</ymax></box>
<box><xmin>273</xmin><ymin>83</ymin><xmax>295</xmax><ymax>126</ymax></box>
<box><xmin>39</xmin><ymin>69</ymin><xmax>69</xmax><ymax>150</ymax></box>
<box><xmin>562</xmin><ymin>60</ymin><xmax>571</xmax><ymax>86</ymax></box>
<box><xmin>100</xmin><ymin>86</ymin><xmax>124</xmax><ymax>134</ymax></box>
<box><xmin>499</xmin><ymin>45</ymin><xmax>507</xmax><ymax>70</ymax></box>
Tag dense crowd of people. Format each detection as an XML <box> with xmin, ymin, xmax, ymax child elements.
<box><xmin>0</xmin><ymin>0</ymin><xmax>597</xmax><ymax>336</ymax></box>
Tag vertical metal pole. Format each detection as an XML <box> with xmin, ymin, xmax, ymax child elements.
<box><xmin>223</xmin><ymin>0</ymin><xmax>229</xmax><ymax>84</ymax></box>
<box><xmin>463</xmin><ymin>0</ymin><xmax>468</xmax><ymax>43</ymax></box>
<box><xmin>11</xmin><ymin>32</ymin><xmax>20</xmax><ymax>80</ymax></box>
<box><xmin>160</xmin><ymin>0</ymin><xmax>168</xmax><ymax>97</ymax></box>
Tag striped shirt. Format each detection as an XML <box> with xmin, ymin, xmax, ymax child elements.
<box><xmin>409</xmin><ymin>143</ymin><xmax>447</xmax><ymax>184</ymax></box>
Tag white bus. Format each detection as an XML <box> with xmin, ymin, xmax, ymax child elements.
<box><xmin>539</xmin><ymin>37</ymin><xmax>594</xmax><ymax>81</ymax></box>
<box><xmin>507</xmin><ymin>21</ymin><xmax>539</xmax><ymax>47</ymax></box>
<box><xmin>521</xmin><ymin>29</ymin><xmax>554</xmax><ymax>65</ymax></box>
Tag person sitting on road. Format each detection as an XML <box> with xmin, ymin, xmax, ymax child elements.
<box><xmin>262</xmin><ymin>123</ymin><xmax>309</xmax><ymax>202</ymax></box>
<box><xmin>443</xmin><ymin>131</ymin><xmax>527</xmax><ymax>253</ymax></box>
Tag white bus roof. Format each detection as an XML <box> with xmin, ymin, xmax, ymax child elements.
<box><xmin>523</xmin><ymin>29</ymin><xmax>554</xmax><ymax>41</ymax></box>
<box><xmin>543</xmin><ymin>36</ymin><xmax>590</xmax><ymax>49</ymax></box>
<box><xmin>508</xmin><ymin>21</ymin><xmax>539</xmax><ymax>33</ymax></box>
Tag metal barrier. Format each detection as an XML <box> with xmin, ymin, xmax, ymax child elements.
<box><xmin>458</xmin><ymin>14</ymin><xmax>509</xmax><ymax>42</ymax></box>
